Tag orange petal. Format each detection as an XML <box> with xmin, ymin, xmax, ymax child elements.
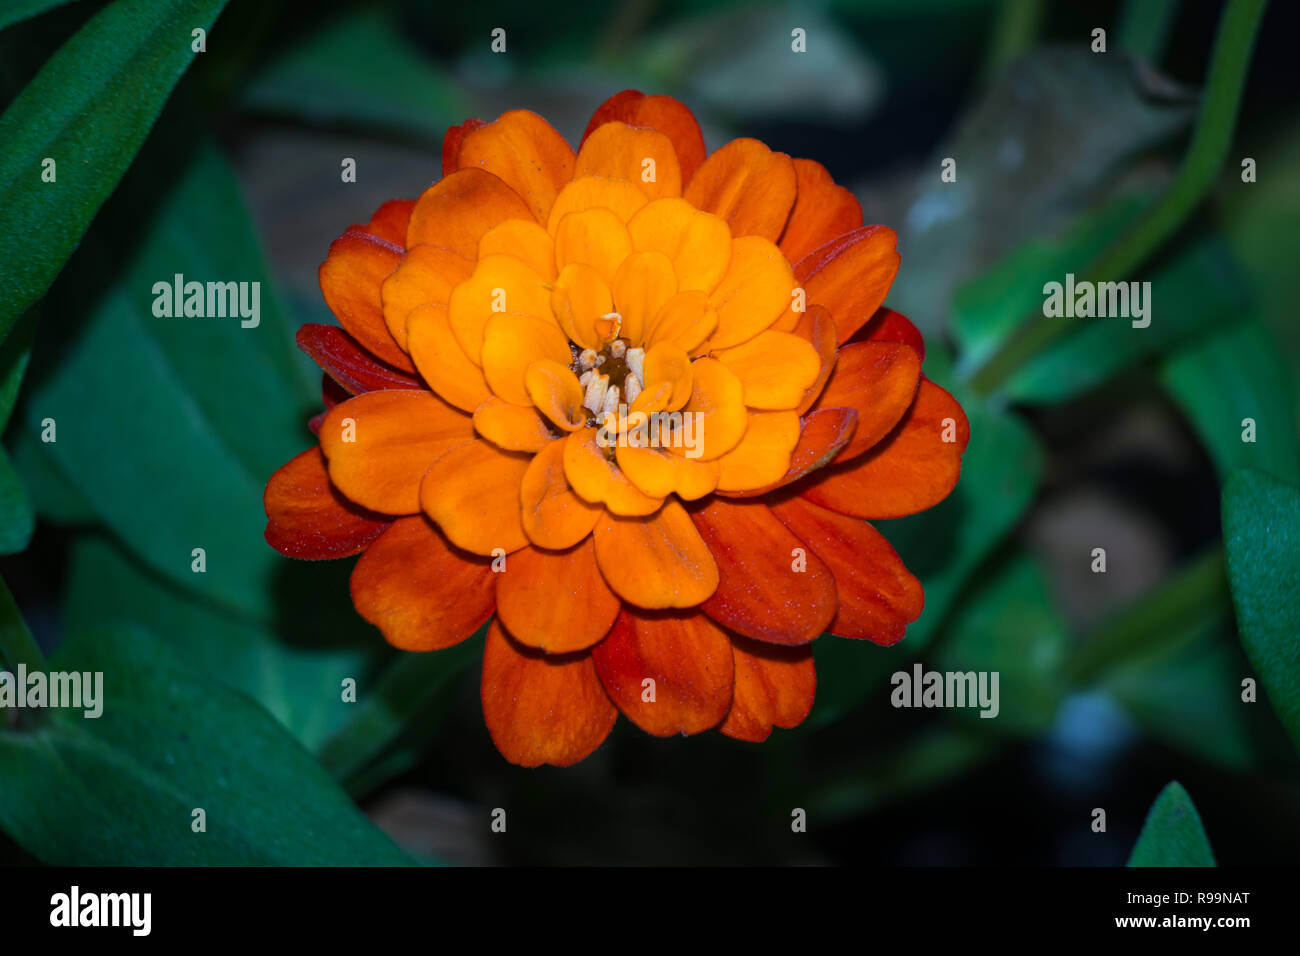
<box><xmin>481</xmin><ymin>313</ymin><xmax>572</xmax><ymax>406</ymax></box>
<box><xmin>407</xmin><ymin>167</ymin><xmax>536</xmax><ymax>260</ymax></box>
<box><xmin>858</xmin><ymin>305</ymin><xmax>926</xmax><ymax>361</ymax></box>
<box><xmin>801</xmin><ymin>379</ymin><xmax>970</xmax><ymax>519</ymax></box>
<box><xmin>575</xmin><ymin>121</ymin><xmax>682</xmax><ymax>200</ymax></box>
<box><xmin>406</xmin><ymin>303</ymin><xmax>493</xmax><ymax>412</ymax></box>
<box><xmin>720</xmin><ymin>636</ymin><xmax>816</xmax><ymax>742</ymax></box>
<box><xmin>583</xmin><ymin>90</ymin><xmax>707</xmax><ymax>182</ymax></box>
<box><xmin>683</xmin><ymin>138</ymin><xmax>796</xmax><ymax>242</ymax></box>
<box><xmin>691</xmin><ymin>498</ymin><xmax>836</xmax><ymax>645</ymax></box>
<box><xmin>350</xmin><ymin>515</ymin><xmax>494</xmax><ymax>651</ymax></box>
<box><xmin>615</xmin><ymin>442</ymin><xmax>720</xmax><ymax>500</ymax></box>
<box><xmin>495</xmin><ymin>538</ymin><xmax>620</xmax><ymax>653</ymax></box>
<box><xmin>448</xmin><ymin>253</ymin><xmax>553</xmax><ymax>364</ymax></box>
<box><xmin>481</xmin><ymin>620</ymin><xmax>616</xmax><ymax>767</ymax></box>
<box><xmin>641</xmin><ymin>342</ymin><xmax>692</xmax><ymax>411</ymax></box>
<box><xmin>547</xmin><ymin>176</ymin><xmax>649</xmax><ymax>232</ymax></box>
<box><xmin>520</xmin><ymin>438</ymin><xmax>603</xmax><ymax>549</ymax></box>
<box><xmin>681</xmin><ymin>357</ymin><xmax>747</xmax><ymax>460</ymax></box>
<box><xmin>551</xmin><ymin>262</ymin><xmax>613</xmax><ymax>352</ymax></box>
<box><xmin>419</xmin><ymin>440</ymin><xmax>531</xmax><ymax>554</ymax></box>
<box><xmin>627</xmin><ymin>198</ymin><xmax>731</xmax><ymax>293</ymax></box>
<box><xmin>715</xmin><ymin>410</ymin><xmax>801</xmax><ymax>492</ymax></box>
<box><xmin>525</xmin><ymin>360</ymin><xmax>587</xmax><ymax>432</ymax></box>
<box><xmin>320</xmin><ymin>390</ymin><xmax>473</xmax><ymax>515</ymax></box>
<box><xmin>553</xmin><ymin>207</ymin><xmax>633</xmax><ymax>283</ymax></box>
<box><xmin>479</xmin><ymin>218</ymin><xmax>557</xmax><ymax>281</ymax></box>
<box><xmin>771</xmin><ymin>497</ymin><xmax>923</xmax><ymax>645</ymax></box>
<box><xmin>360</xmin><ymin>198</ymin><xmax>415</xmax><ymax>246</ymax></box>
<box><xmin>778</xmin><ymin>158</ymin><xmax>863</xmax><ymax>263</ymax></box>
<box><xmin>593</xmin><ymin>499</ymin><xmax>718</xmax><ymax>609</ymax></box>
<box><xmin>319</xmin><ymin>231</ymin><xmax>414</xmax><ymax>372</ymax></box>
<box><xmin>646</xmin><ymin>290</ymin><xmax>717</xmax><ymax>353</ymax></box>
<box><xmin>796</xmin><ymin>225</ymin><xmax>900</xmax><ymax>345</ymax></box>
<box><xmin>715</xmin><ymin>330</ymin><xmax>820</xmax><ymax>409</ymax></box>
<box><xmin>457</xmin><ymin>110</ymin><xmax>576</xmax><ymax>223</ymax></box>
<box><xmin>791</xmin><ymin>304</ymin><xmax>839</xmax><ymax>414</ymax></box>
<box><xmin>705</xmin><ymin>236</ymin><xmax>796</xmax><ymax>351</ymax></box>
<box><xmin>441</xmin><ymin>117</ymin><xmax>485</xmax><ymax>176</ymax></box>
<box><xmin>264</xmin><ymin>447</ymin><xmax>389</xmax><ymax>559</ymax></box>
<box><xmin>612</xmin><ymin>251</ymin><xmax>676</xmax><ymax>346</ymax></box>
<box><xmin>473</xmin><ymin>396</ymin><xmax>554</xmax><ymax>452</ymax></box>
<box><xmin>381</xmin><ymin>244</ymin><xmax>474</xmax><ymax>350</ymax></box>
<box><xmin>592</xmin><ymin>609</ymin><xmax>733</xmax><ymax>736</ymax></box>
<box><xmin>815</xmin><ymin>341</ymin><xmax>921</xmax><ymax>462</ymax></box>
<box><xmin>721</xmin><ymin>406</ymin><xmax>858</xmax><ymax>499</ymax></box>
<box><xmin>563</xmin><ymin>428</ymin><xmax>663</xmax><ymax>517</ymax></box>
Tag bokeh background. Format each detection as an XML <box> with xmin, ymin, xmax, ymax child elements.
<box><xmin>1</xmin><ymin>0</ymin><xmax>1298</xmax><ymax>865</ymax></box>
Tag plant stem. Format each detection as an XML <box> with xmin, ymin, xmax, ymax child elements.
<box><xmin>1118</xmin><ymin>0</ymin><xmax>1181</xmax><ymax>62</ymax></box>
<box><xmin>966</xmin><ymin>0</ymin><xmax>1269</xmax><ymax>398</ymax></box>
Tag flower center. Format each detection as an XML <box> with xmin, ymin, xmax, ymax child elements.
<box><xmin>570</xmin><ymin>314</ymin><xmax>647</xmax><ymax>421</ymax></box>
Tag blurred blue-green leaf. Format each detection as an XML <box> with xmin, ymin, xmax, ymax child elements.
<box><xmin>0</xmin><ymin>448</ymin><xmax>34</xmax><ymax>556</ymax></box>
<box><xmin>1128</xmin><ymin>781</ymin><xmax>1216</xmax><ymax>867</ymax></box>
<box><xmin>1223</xmin><ymin>469</ymin><xmax>1300</xmax><ymax>752</ymax></box>
<box><xmin>62</xmin><ymin>535</ymin><xmax>376</xmax><ymax>752</ymax></box>
<box><xmin>1161</xmin><ymin>321</ymin><xmax>1300</xmax><ymax>485</ymax></box>
<box><xmin>22</xmin><ymin>138</ymin><xmax>314</xmax><ymax>618</ymax></box>
<box><xmin>0</xmin><ymin>622</ymin><xmax>412</xmax><ymax>865</ymax></box>
<box><xmin>933</xmin><ymin>554</ymin><xmax>1067</xmax><ymax>735</ymax></box>
<box><xmin>241</xmin><ymin>8</ymin><xmax>467</xmax><ymax>142</ymax></box>
<box><xmin>0</xmin><ymin>0</ymin><xmax>228</xmax><ymax>344</ymax></box>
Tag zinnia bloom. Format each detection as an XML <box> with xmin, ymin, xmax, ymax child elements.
<box><xmin>264</xmin><ymin>91</ymin><xmax>969</xmax><ymax>767</ymax></box>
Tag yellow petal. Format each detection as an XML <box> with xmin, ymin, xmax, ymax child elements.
<box><xmin>706</xmin><ymin>236</ymin><xmax>795</xmax><ymax>350</ymax></box>
<box><xmin>574</xmin><ymin>122</ymin><xmax>682</xmax><ymax>200</ymax></box>
<box><xmin>551</xmin><ymin>262</ymin><xmax>613</xmax><ymax>352</ymax></box>
<box><xmin>406</xmin><ymin>303</ymin><xmax>492</xmax><ymax>412</ymax></box>
<box><xmin>553</xmin><ymin>207</ymin><xmax>633</xmax><ymax>284</ymax></box>
<box><xmin>715</xmin><ymin>330</ymin><xmax>821</xmax><ymax>409</ymax></box>
<box><xmin>646</xmin><ymin>290</ymin><xmax>717</xmax><ymax>353</ymax></box>
<box><xmin>381</xmin><ymin>245</ymin><xmax>473</xmax><ymax>351</ymax></box>
<box><xmin>481</xmin><ymin>312</ymin><xmax>572</xmax><ymax>406</ymax></box>
<box><xmin>627</xmin><ymin>198</ymin><xmax>731</xmax><ymax>293</ymax></box>
<box><xmin>611</xmin><ymin>251</ymin><xmax>676</xmax><ymax>346</ymax></box>
<box><xmin>680</xmin><ymin>357</ymin><xmax>746</xmax><ymax>460</ymax></box>
<box><xmin>478</xmin><ymin>219</ymin><xmax>556</xmax><ymax>281</ymax></box>
<box><xmin>547</xmin><ymin>176</ymin><xmax>649</xmax><ymax>233</ymax></box>
<box><xmin>519</xmin><ymin>438</ymin><xmax>602</xmax><ymax>549</ymax></box>
<box><xmin>473</xmin><ymin>396</ymin><xmax>555</xmax><ymax>452</ymax></box>
<box><xmin>715</xmin><ymin>411</ymin><xmax>801</xmax><ymax>491</ymax></box>
<box><xmin>562</xmin><ymin>427</ymin><xmax>663</xmax><ymax>517</ymax></box>
<box><xmin>525</xmin><ymin>360</ymin><xmax>587</xmax><ymax>432</ymax></box>
<box><xmin>641</xmin><ymin>342</ymin><xmax>693</xmax><ymax>411</ymax></box>
<box><xmin>447</xmin><ymin>254</ymin><xmax>552</xmax><ymax>364</ymax></box>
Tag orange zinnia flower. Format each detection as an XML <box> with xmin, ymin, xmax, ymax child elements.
<box><xmin>264</xmin><ymin>91</ymin><xmax>969</xmax><ymax>767</ymax></box>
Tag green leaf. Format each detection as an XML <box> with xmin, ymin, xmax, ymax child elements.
<box><xmin>23</xmin><ymin>137</ymin><xmax>315</xmax><ymax>617</ymax></box>
<box><xmin>1002</xmin><ymin>231</ymin><xmax>1252</xmax><ymax>402</ymax></box>
<box><xmin>319</xmin><ymin>633</ymin><xmax>481</xmax><ymax>796</ymax></box>
<box><xmin>932</xmin><ymin>555</ymin><xmax>1067</xmax><ymax>735</ymax></box>
<box><xmin>0</xmin><ymin>1</ymin><xmax>80</xmax><ymax>33</ymax></box>
<box><xmin>1128</xmin><ymin>781</ymin><xmax>1216</xmax><ymax>867</ymax></box>
<box><xmin>7</xmin><ymin>419</ymin><xmax>96</xmax><ymax>525</ymax></box>
<box><xmin>1160</xmin><ymin>321</ymin><xmax>1300</xmax><ymax>485</ymax></box>
<box><xmin>952</xmin><ymin>192</ymin><xmax>1150</xmax><ymax>371</ymax></box>
<box><xmin>62</xmin><ymin>535</ymin><xmax>377</xmax><ymax>752</ymax></box>
<box><xmin>0</xmin><ymin>0</ymin><xmax>228</xmax><ymax>344</ymax></box>
<box><xmin>240</xmin><ymin>8</ymin><xmax>467</xmax><ymax>142</ymax></box>
<box><xmin>812</xmin><ymin>347</ymin><xmax>1044</xmax><ymax>724</ymax></box>
<box><xmin>0</xmin><ymin>622</ymin><xmax>412</xmax><ymax>865</ymax></box>
<box><xmin>0</xmin><ymin>446</ymin><xmax>34</xmax><ymax>556</ymax></box>
<box><xmin>1222</xmin><ymin>469</ymin><xmax>1300</xmax><ymax>752</ymax></box>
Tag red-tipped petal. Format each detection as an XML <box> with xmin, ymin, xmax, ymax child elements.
<box><xmin>801</xmin><ymin>379</ymin><xmax>970</xmax><ymax>519</ymax></box>
<box><xmin>691</xmin><ymin>498</ymin><xmax>836</xmax><ymax>645</ymax></box>
<box><xmin>264</xmin><ymin>447</ymin><xmax>389</xmax><ymax>559</ymax></box>
<box><xmin>296</xmin><ymin>324</ymin><xmax>422</xmax><ymax>395</ymax></box>
<box><xmin>771</xmin><ymin>497</ymin><xmax>923</xmax><ymax>645</ymax></box>
<box><xmin>720</xmin><ymin>635</ymin><xmax>816</xmax><ymax>742</ymax></box>
<box><xmin>779</xmin><ymin>158</ymin><xmax>862</xmax><ymax>263</ymax></box>
<box><xmin>814</xmin><ymin>341</ymin><xmax>921</xmax><ymax>463</ymax></box>
<box><xmin>856</xmin><ymin>306</ymin><xmax>925</xmax><ymax>361</ymax></box>
<box><xmin>319</xmin><ymin>231</ymin><xmax>415</xmax><ymax>372</ymax></box>
<box><xmin>719</xmin><ymin>406</ymin><xmax>858</xmax><ymax>498</ymax></box>
<box><xmin>583</xmin><ymin>90</ymin><xmax>707</xmax><ymax>182</ymax></box>
<box><xmin>795</xmin><ymin>226</ymin><xmax>900</xmax><ymax>345</ymax></box>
